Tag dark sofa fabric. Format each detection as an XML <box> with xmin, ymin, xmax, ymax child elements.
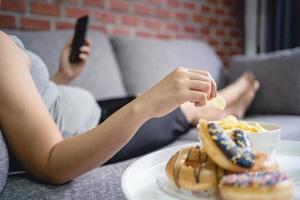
<box><xmin>228</xmin><ymin>47</ymin><xmax>300</xmax><ymax>115</ymax></box>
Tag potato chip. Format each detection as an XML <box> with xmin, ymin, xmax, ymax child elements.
<box><xmin>211</xmin><ymin>96</ymin><xmax>226</xmax><ymax>110</ymax></box>
<box><xmin>217</xmin><ymin>115</ymin><xmax>268</xmax><ymax>134</ymax></box>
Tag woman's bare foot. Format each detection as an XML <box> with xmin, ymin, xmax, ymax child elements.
<box><xmin>218</xmin><ymin>72</ymin><xmax>257</xmax><ymax>107</ymax></box>
<box><xmin>180</xmin><ymin>72</ymin><xmax>260</xmax><ymax>125</ymax></box>
<box><xmin>230</xmin><ymin>79</ymin><xmax>260</xmax><ymax>119</ymax></box>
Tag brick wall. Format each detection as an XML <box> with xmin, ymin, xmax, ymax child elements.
<box><xmin>0</xmin><ymin>0</ymin><xmax>244</xmax><ymax>65</ymax></box>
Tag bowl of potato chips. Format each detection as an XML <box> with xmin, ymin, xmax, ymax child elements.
<box><xmin>217</xmin><ymin>115</ymin><xmax>281</xmax><ymax>155</ymax></box>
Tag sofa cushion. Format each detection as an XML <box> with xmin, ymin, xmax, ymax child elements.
<box><xmin>0</xmin><ymin>130</ymin><xmax>9</xmax><ymax>194</ymax></box>
<box><xmin>2</xmin><ymin>159</ymin><xmax>135</xmax><ymax>200</ymax></box>
<box><xmin>4</xmin><ymin>30</ymin><xmax>126</xmax><ymax>100</ymax></box>
<box><xmin>228</xmin><ymin>47</ymin><xmax>300</xmax><ymax>115</ymax></box>
<box><xmin>112</xmin><ymin>36</ymin><xmax>223</xmax><ymax>94</ymax></box>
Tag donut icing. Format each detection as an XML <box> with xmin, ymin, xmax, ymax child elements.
<box><xmin>207</xmin><ymin>123</ymin><xmax>255</xmax><ymax>168</ymax></box>
<box><xmin>220</xmin><ymin>172</ymin><xmax>289</xmax><ymax>187</ymax></box>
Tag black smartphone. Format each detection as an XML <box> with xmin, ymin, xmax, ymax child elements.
<box><xmin>69</xmin><ymin>15</ymin><xmax>89</xmax><ymax>63</ymax></box>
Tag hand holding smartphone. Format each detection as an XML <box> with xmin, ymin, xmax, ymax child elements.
<box><xmin>69</xmin><ymin>15</ymin><xmax>89</xmax><ymax>63</ymax></box>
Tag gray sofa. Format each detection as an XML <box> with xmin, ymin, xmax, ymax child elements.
<box><xmin>0</xmin><ymin>30</ymin><xmax>299</xmax><ymax>199</ymax></box>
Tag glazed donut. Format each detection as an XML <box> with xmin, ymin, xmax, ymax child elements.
<box><xmin>165</xmin><ymin>145</ymin><xmax>224</xmax><ymax>196</ymax></box>
<box><xmin>198</xmin><ymin>119</ymin><xmax>278</xmax><ymax>172</ymax></box>
<box><xmin>219</xmin><ymin>171</ymin><xmax>295</xmax><ymax>200</ymax></box>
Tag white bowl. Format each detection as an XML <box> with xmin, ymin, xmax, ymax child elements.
<box><xmin>244</xmin><ymin>121</ymin><xmax>281</xmax><ymax>155</ymax></box>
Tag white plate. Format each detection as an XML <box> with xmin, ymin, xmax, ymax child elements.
<box><xmin>122</xmin><ymin>141</ymin><xmax>300</xmax><ymax>200</ymax></box>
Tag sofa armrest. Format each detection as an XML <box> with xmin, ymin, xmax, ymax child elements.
<box><xmin>228</xmin><ymin>47</ymin><xmax>300</xmax><ymax>115</ymax></box>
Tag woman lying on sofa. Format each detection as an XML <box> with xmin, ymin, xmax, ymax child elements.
<box><xmin>0</xmin><ymin>31</ymin><xmax>259</xmax><ymax>184</ymax></box>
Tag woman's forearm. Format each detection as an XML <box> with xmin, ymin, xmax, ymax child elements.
<box><xmin>45</xmin><ymin>98</ymin><xmax>151</xmax><ymax>183</ymax></box>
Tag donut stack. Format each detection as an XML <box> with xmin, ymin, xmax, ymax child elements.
<box><xmin>165</xmin><ymin>119</ymin><xmax>294</xmax><ymax>200</ymax></box>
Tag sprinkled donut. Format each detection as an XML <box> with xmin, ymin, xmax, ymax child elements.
<box><xmin>199</xmin><ymin>119</ymin><xmax>278</xmax><ymax>172</ymax></box>
<box><xmin>219</xmin><ymin>172</ymin><xmax>295</xmax><ymax>200</ymax></box>
<box><xmin>208</xmin><ymin>123</ymin><xmax>255</xmax><ymax>168</ymax></box>
<box><xmin>199</xmin><ymin>119</ymin><xmax>255</xmax><ymax>172</ymax></box>
<box><xmin>165</xmin><ymin>145</ymin><xmax>224</xmax><ymax>197</ymax></box>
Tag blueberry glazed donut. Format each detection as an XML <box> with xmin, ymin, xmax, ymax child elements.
<box><xmin>198</xmin><ymin>119</ymin><xmax>278</xmax><ymax>172</ymax></box>
<box><xmin>165</xmin><ymin>145</ymin><xmax>224</xmax><ymax>197</ymax></box>
<box><xmin>219</xmin><ymin>171</ymin><xmax>295</xmax><ymax>200</ymax></box>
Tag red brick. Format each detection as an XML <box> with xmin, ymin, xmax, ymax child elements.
<box><xmin>193</xmin><ymin>15</ymin><xmax>205</xmax><ymax>23</ymax></box>
<box><xmin>184</xmin><ymin>2</ymin><xmax>195</xmax><ymax>10</ymax></box>
<box><xmin>229</xmin><ymin>50</ymin><xmax>240</xmax><ymax>56</ymax></box>
<box><xmin>0</xmin><ymin>15</ymin><xmax>16</xmax><ymax>28</ymax></box>
<box><xmin>1</xmin><ymin>0</ymin><xmax>26</xmax><ymax>12</ymax></box>
<box><xmin>95</xmin><ymin>11</ymin><xmax>117</xmax><ymax>23</ymax></box>
<box><xmin>62</xmin><ymin>0</ymin><xmax>81</xmax><ymax>3</ymax></box>
<box><xmin>121</xmin><ymin>15</ymin><xmax>139</xmax><ymax>26</ymax></box>
<box><xmin>90</xmin><ymin>24</ymin><xmax>107</xmax><ymax>33</ymax></box>
<box><xmin>216</xmin><ymin>50</ymin><xmax>225</xmax><ymax>57</ymax></box>
<box><xmin>166</xmin><ymin>0</ymin><xmax>181</xmax><ymax>8</ymax></box>
<box><xmin>136</xmin><ymin>31</ymin><xmax>152</xmax><ymax>38</ymax></box>
<box><xmin>155</xmin><ymin>8</ymin><xmax>171</xmax><ymax>18</ymax></box>
<box><xmin>230</xmin><ymin>29</ymin><xmax>239</xmax><ymax>37</ymax></box>
<box><xmin>156</xmin><ymin>33</ymin><xmax>172</xmax><ymax>40</ymax></box>
<box><xmin>176</xmin><ymin>34</ymin><xmax>188</xmax><ymax>39</ymax></box>
<box><xmin>184</xmin><ymin>25</ymin><xmax>197</xmax><ymax>33</ymax></box>
<box><xmin>222</xmin><ymin>0</ymin><xmax>232</xmax><ymax>6</ymax></box>
<box><xmin>215</xmin><ymin>7</ymin><xmax>225</xmax><ymax>15</ymax></box>
<box><xmin>31</xmin><ymin>3</ymin><xmax>60</xmax><ymax>16</ymax></box>
<box><xmin>64</xmin><ymin>7</ymin><xmax>90</xmax><ymax>18</ymax></box>
<box><xmin>236</xmin><ymin>40</ymin><xmax>243</xmax><ymax>48</ymax></box>
<box><xmin>133</xmin><ymin>4</ymin><xmax>153</xmax><ymax>15</ymax></box>
<box><xmin>223</xmin><ymin>59</ymin><xmax>229</xmax><ymax>67</ymax></box>
<box><xmin>208</xmin><ymin>17</ymin><xmax>218</xmax><ymax>25</ymax></box>
<box><xmin>229</xmin><ymin>10</ymin><xmax>238</xmax><ymax>17</ymax></box>
<box><xmin>149</xmin><ymin>0</ymin><xmax>163</xmax><ymax>4</ymax></box>
<box><xmin>216</xmin><ymin>29</ymin><xmax>225</xmax><ymax>36</ymax></box>
<box><xmin>109</xmin><ymin>0</ymin><xmax>129</xmax><ymax>12</ymax></box>
<box><xmin>143</xmin><ymin>19</ymin><xmax>161</xmax><ymax>30</ymax></box>
<box><xmin>55</xmin><ymin>21</ymin><xmax>75</xmax><ymax>30</ymax></box>
<box><xmin>223</xmin><ymin>19</ymin><xmax>233</xmax><ymax>27</ymax></box>
<box><xmin>201</xmin><ymin>28</ymin><xmax>210</xmax><ymax>36</ymax></box>
<box><xmin>201</xmin><ymin>5</ymin><xmax>211</xmax><ymax>13</ymax></box>
<box><xmin>208</xmin><ymin>39</ymin><xmax>218</xmax><ymax>46</ymax></box>
<box><xmin>20</xmin><ymin>17</ymin><xmax>50</xmax><ymax>30</ymax></box>
<box><xmin>112</xmin><ymin>28</ymin><xmax>130</xmax><ymax>36</ymax></box>
<box><xmin>166</xmin><ymin>23</ymin><xmax>178</xmax><ymax>31</ymax></box>
<box><xmin>175</xmin><ymin>12</ymin><xmax>188</xmax><ymax>21</ymax></box>
<box><xmin>83</xmin><ymin>0</ymin><xmax>104</xmax><ymax>7</ymax></box>
<box><xmin>223</xmin><ymin>40</ymin><xmax>232</xmax><ymax>46</ymax></box>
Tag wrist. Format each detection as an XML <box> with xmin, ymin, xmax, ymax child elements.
<box><xmin>51</xmin><ymin>70</ymin><xmax>73</xmax><ymax>84</ymax></box>
<box><xmin>129</xmin><ymin>96</ymin><xmax>155</xmax><ymax>123</ymax></box>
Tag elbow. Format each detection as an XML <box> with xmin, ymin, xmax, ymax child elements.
<box><xmin>43</xmin><ymin>171</ymin><xmax>72</xmax><ymax>185</ymax></box>
<box><xmin>45</xmin><ymin>172</ymin><xmax>71</xmax><ymax>185</ymax></box>
<box><xmin>33</xmin><ymin>168</ymin><xmax>72</xmax><ymax>185</ymax></box>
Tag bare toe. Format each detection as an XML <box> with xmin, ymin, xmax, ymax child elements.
<box><xmin>254</xmin><ymin>80</ymin><xmax>260</xmax><ymax>91</ymax></box>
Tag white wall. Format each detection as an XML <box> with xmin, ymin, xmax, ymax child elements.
<box><xmin>244</xmin><ymin>0</ymin><xmax>258</xmax><ymax>55</ymax></box>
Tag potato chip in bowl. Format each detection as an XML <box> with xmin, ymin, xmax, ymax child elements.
<box><xmin>218</xmin><ymin>115</ymin><xmax>268</xmax><ymax>133</ymax></box>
